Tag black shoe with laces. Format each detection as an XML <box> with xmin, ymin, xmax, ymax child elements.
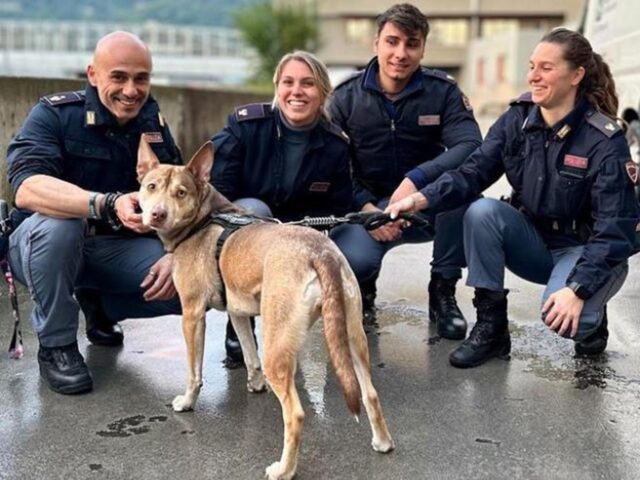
<box><xmin>575</xmin><ymin>307</ymin><xmax>609</xmax><ymax>356</ymax></box>
<box><xmin>76</xmin><ymin>288</ymin><xmax>124</xmax><ymax>347</ymax></box>
<box><xmin>38</xmin><ymin>342</ymin><xmax>93</xmax><ymax>394</ymax></box>
<box><xmin>449</xmin><ymin>289</ymin><xmax>510</xmax><ymax>368</ymax></box>
<box><xmin>428</xmin><ymin>272</ymin><xmax>467</xmax><ymax>340</ymax></box>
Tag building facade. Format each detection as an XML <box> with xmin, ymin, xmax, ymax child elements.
<box><xmin>0</xmin><ymin>20</ymin><xmax>254</xmax><ymax>86</ymax></box>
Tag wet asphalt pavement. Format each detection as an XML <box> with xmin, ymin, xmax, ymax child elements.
<box><xmin>2</xmin><ymin>201</ymin><xmax>640</xmax><ymax>479</ymax></box>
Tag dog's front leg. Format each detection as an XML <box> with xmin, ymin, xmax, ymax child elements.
<box><xmin>229</xmin><ymin>313</ymin><xmax>266</xmax><ymax>393</ymax></box>
<box><xmin>172</xmin><ymin>306</ymin><xmax>206</xmax><ymax>412</ymax></box>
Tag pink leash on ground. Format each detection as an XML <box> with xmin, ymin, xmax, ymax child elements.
<box><xmin>1</xmin><ymin>257</ymin><xmax>23</xmax><ymax>359</ymax></box>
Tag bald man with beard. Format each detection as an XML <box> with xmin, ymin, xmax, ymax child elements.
<box><xmin>7</xmin><ymin>31</ymin><xmax>183</xmax><ymax>395</ymax></box>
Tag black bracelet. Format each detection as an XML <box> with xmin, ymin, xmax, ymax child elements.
<box><xmin>100</xmin><ymin>192</ymin><xmax>123</xmax><ymax>231</ymax></box>
<box><xmin>88</xmin><ymin>192</ymin><xmax>102</xmax><ymax>220</ymax></box>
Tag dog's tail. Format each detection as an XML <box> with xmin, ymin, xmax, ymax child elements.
<box><xmin>312</xmin><ymin>252</ymin><xmax>361</xmax><ymax>416</ymax></box>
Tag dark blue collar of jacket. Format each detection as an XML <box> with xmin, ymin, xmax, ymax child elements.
<box><xmin>523</xmin><ymin>96</ymin><xmax>592</xmax><ymax>139</ymax></box>
<box><xmin>362</xmin><ymin>57</ymin><xmax>423</xmax><ymax>101</ymax></box>
<box><xmin>83</xmin><ymin>83</ymin><xmax>159</xmax><ymax>130</ymax></box>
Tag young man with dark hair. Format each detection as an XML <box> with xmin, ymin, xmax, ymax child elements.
<box><xmin>328</xmin><ymin>3</ymin><xmax>482</xmax><ymax>339</ymax></box>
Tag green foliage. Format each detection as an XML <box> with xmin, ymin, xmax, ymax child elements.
<box><xmin>233</xmin><ymin>1</ymin><xmax>319</xmax><ymax>83</ymax></box>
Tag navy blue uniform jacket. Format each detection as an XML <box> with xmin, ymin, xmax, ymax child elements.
<box><xmin>211</xmin><ymin>103</ymin><xmax>353</xmax><ymax>222</ymax></box>
<box><xmin>424</xmin><ymin>93</ymin><xmax>640</xmax><ymax>296</ymax></box>
<box><xmin>328</xmin><ymin>57</ymin><xmax>482</xmax><ymax>209</ymax></box>
<box><xmin>7</xmin><ymin>85</ymin><xmax>181</xmax><ymax>228</ymax></box>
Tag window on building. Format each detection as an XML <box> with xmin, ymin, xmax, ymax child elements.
<box><xmin>345</xmin><ymin>18</ymin><xmax>374</xmax><ymax>47</ymax></box>
<box><xmin>481</xmin><ymin>20</ymin><xmax>517</xmax><ymax>38</ymax></box>
<box><xmin>13</xmin><ymin>26</ymin><xmax>25</xmax><ymax>49</ymax></box>
<box><xmin>429</xmin><ymin>19</ymin><xmax>469</xmax><ymax>46</ymax></box>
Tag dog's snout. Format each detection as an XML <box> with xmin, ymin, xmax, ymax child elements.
<box><xmin>151</xmin><ymin>206</ymin><xmax>167</xmax><ymax>222</ymax></box>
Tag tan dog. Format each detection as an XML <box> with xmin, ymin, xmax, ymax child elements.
<box><xmin>136</xmin><ymin>138</ymin><xmax>394</xmax><ymax>480</ymax></box>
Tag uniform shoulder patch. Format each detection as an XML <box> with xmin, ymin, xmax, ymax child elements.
<box><xmin>326</xmin><ymin>122</ymin><xmax>350</xmax><ymax>143</ymax></box>
<box><xmin>422</xmin><ymin>68</ymin><xmax>457</xmax><ymax>84</ymax></box>
<box><xmin>234</xmin><ymin>103</ymin><xmax>273</xmax><ymax>122</ymax></box>
<box><xmin>40</xmin><ymin>91</ymin><xmax>85</xmax><ymax>107</ymax></box>
<box><xmin>509</xmin><ymin>91</ymin><xmax>533</xmax><ymax>106</ymax></box>
<box><xmin>586</xmin><ymin>110</ymin><xmax>621</xmax><ymax>138</ymax></box>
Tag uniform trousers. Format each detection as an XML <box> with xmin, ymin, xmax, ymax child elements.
<box><xmin>8</xmin><ymin>214</ymin><xmax>181</xmax><ymax>347</ymax></box>
<box><xmin>330</xmin><ymin>198</ymin><xmax>468</xmax><ymax>283</ymax></box>
<box><xmin>464</xmin><ymin>198</ymin><xmax>627</xmax><ymax>341</ymax></box>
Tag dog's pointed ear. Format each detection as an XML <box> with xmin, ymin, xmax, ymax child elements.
<box><xmin>137</xmin><ymin>134</ymin><xmax>160</xmax><ymax>182</ymax></box>
<box><xmin>187</xmin><ymin>141</ymin><xmax>214</xmax><ymax>184</ymax></box>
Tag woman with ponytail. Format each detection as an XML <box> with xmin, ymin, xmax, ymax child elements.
<box><xmin>386</xmin><ymin>28</ymin><xmax>640</xmax><ymax>367</ymax></box>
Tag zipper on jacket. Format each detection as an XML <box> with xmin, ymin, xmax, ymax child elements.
<box><xmin>390</xmin><ymin>119</ymin><xmax>396</xmax><ymax>132</ymax></box>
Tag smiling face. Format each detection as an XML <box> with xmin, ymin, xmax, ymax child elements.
<box><xmin>276</xmin><ymin>59</ymin><xmax>323</xmax><ymax>127</ymax></box>
<box><xmin>87</xmin><ymin>32</ymin><xmax>152</xmax><ymax>126</ymax></box>
<box><xmin>527</xmin><ymin>41</ymin><xmax>585</xmax><ymax>119</ymax></box>
<box><xmin>374</xmin><ymin>21</ymin><xmax>425</xmax><ymax>94</ymax></box>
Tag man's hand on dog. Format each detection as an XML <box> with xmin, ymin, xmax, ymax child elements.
<box><xmin>116</xmin><ymin>192</ymin><xmax>150</xmax><ymax>233</ymax></box>
<box><xmin>141</xmin><ymin>253</ymin><xmax>177</xmax><ymax>301</ymax></box>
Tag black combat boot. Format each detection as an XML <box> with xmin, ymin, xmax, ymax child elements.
<box><xmin>575</xmin><ymin>306</ymin><xmax>609</xmax><ymax>356</ymax></box>
<box><xmin>428</xmin><ymin>272</ymin><xmax>467</xmax><ymax>340</ymax></box>
<box><xmin>38</xmin><ymin>341</ymin><xmax>93</xmax><ymax>394</ymax></box>
<box><xmin>449</xmin><ymin>288</ymin><xmax>511</xmax><ymax>368</ymax></box>
<box><xmin>359</xmin><ymin>278</ymin><xmax>377</xmax><ymax>323</ymax></box>
<box><xmin>223</xmin><ymin>317</ymin><xmax>257</xmax><ymax>369</ymax></box>
<box><xmin>75</xmin><ymin>288</ymin><xmax>124</xmax><ymax>347</ymax></box>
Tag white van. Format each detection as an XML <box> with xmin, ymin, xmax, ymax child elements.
<box><xmin>583</xmin><ymin>0</ymin><xmax>640</xmax><ymax>163</ymax></box>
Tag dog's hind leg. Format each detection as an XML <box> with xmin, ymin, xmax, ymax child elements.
<box><xmin>261</xmin><ymin>304</ymin><xmax>308</xmax><ymax>480</ymax></box>
<box><xmin>172</xmin><ymin>303</ymin><xmax>206</xmax><ymax>412</ymax></box>
<box><xmin>344</xmin><ymin>277</ymin><xmax>395</xmax><ymax>453</ymax></box>
<box><xmin>229</xmin><ymin>313</ymin><xmax>266</xmax><ymax>393</ymax></box>
<box><xmin>263</xmin><ymin>355</ymin><xmax>304</xmax><ymax>480</ymax></box>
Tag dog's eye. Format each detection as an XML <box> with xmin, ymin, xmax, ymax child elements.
<box><xmin>177</xmin><ymin>189</ymin><xmax>187</xmax><ymax>198</ymax></box>
<box><xmin>147</xmin><ymin>183</ymin><xmax>156</xmax><ymax>191</ymax></box>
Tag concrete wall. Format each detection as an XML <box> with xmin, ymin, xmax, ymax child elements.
<box><xmin>0</xmin><ymin>77</ymin><xmax>268</xmax><ymax>202</ymax></box>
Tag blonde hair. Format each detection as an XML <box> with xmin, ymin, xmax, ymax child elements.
<box><xmin>272</xmin><ymin>50</ymin><xmax>332</xmax><ymax>121</ymax></box>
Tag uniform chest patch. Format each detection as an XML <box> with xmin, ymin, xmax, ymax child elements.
<box><xmin>625</xmin><ymin>161</ymin><xmax>639</xmax><ymax>184</ymax></box>
<box><xmin>563</xmin><ymin>154</ymin><xmax>589</xmax><ymax>169</ymax></box>
<box><xmin>418</xmin><ymin>115</ymin><xmax>440</xmax><ymax>126</ymax></box>
<box><xmin>309</xmin><ymin>182</ymin><xmax>330</xmax><ymax>192</ymax></box>
<box><xmin>144</xmin><ymin>132</ymin><xmax>163</xmax><ymax>143</ymax></box>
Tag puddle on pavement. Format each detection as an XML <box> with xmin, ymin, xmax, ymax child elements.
<box><xmin>510</xmin><ymin>323</ymin><xmax>640</xmax><ymax>392</ymax></box>
<box><xmin>96</xmin><ymin>414</ymin><xmax>167</xmax><ymax>438</ymax></box>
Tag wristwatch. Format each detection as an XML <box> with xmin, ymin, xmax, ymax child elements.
<box><xmin>567</xmin><ymin>281</ymin><xmax>591</xmax><ymax>300</ymax></box>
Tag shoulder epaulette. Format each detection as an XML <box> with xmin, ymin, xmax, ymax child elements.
<box><xmin>326</xmin><ymin>122</ymin><xmax>350</xmax><ymax>144</ymax></box>
<box><xmin>40</xmin><ymin>90</ymin><xmax>85</xmax><ymax>107</ymax></box>
<box><xmin>585</xmin><ymin>110</ymin><xmax>621</xmax><ymax>138</ymax></box>
<box><xmin>422</xmin><ymin>68</ymin><xmax>457</xmax><ymax>84</ymax></box>
<box><xmin>234</xmin><ymin>103</ymin><xmax>273</xmax><ymax>122</ymax></box>
<box><xmin>509</xmin><ymin>92</ymin><xmax>533</xmax><ymax>106</ymax></box>
<box><xmin>333</xmin><ymin>70</ymin><xmax>363</xmax><ymax>90</ymax></box>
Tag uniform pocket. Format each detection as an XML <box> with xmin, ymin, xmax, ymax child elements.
<box><xmin>65</xmin><ymin>138</ymin><xmax>110</xmax><ymax>160</ymax></box>
<box><xmin>556</xmin><ymin>175</ymin><xmax>590</xmax><ymax>214</ymax></box>
<box><xmin>64</xmin><ymin>138</ymin><xmax>114</xmax><ymax>190</ymax></box>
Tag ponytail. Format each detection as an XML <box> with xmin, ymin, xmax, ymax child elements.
<box><xmin>581</xmin><ymin>52</ymin><xmax>618</xmax><ymax>118</ymax></box>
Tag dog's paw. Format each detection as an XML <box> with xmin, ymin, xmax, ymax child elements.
<box><xmin>247</xmin><ymin>371</ymin><xmax>267</xmax><ymax>393</ymax></box>
<box><xmin>265</xmin><ymin>461</ymin><xmax>294</xmax><ymax>480</ymax></box>
<box><xmin>172</xmin><ymin>395</ymin><xmax>195</xmax><ymax>412</ymax></box>
<box><xmin>372</xmin><ymin>435</ymin><xmax>395</xmax><ymax>453</ymax></box>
